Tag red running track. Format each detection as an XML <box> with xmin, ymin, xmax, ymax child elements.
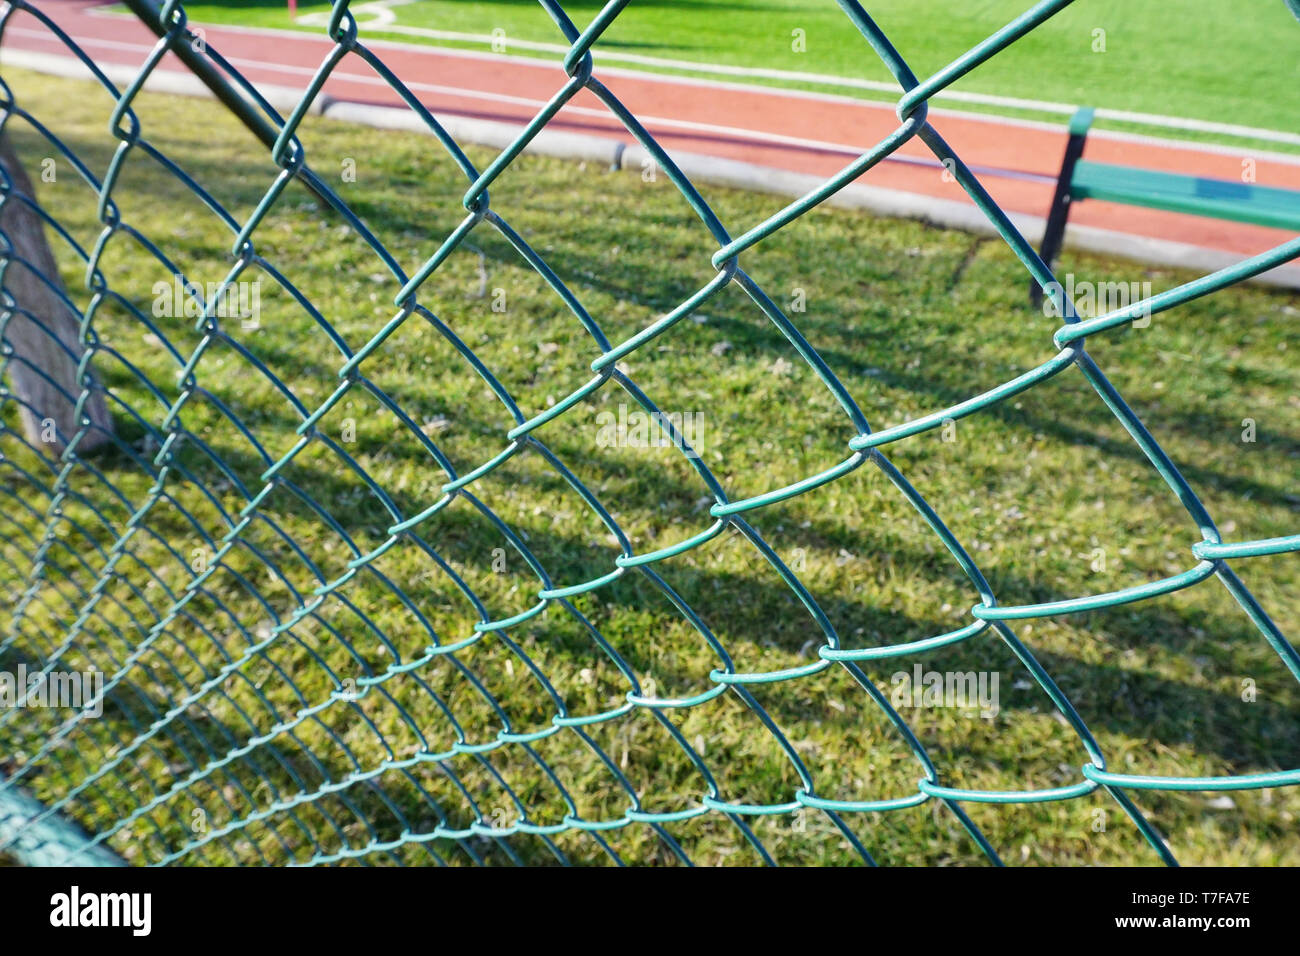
<box><xmin>8</xmin><ymin>0</ymin><xmax>1300</xmax><ymax>261</ymax></box>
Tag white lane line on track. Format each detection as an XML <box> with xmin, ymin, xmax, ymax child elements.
<box><xmin>20</xmin><ymin>18</ymin><xmax>1300</xmax><ymax>169</ymax></box>
<box><xmin>84</xmin><ymin>0</ymin><xmax>1300</xmax><ymax>148</ymax></box>
<box><xmin>8</xmin><ymin>26</ymin><xmax>1060</xmax><ymax>183</ymax></box>
<box><xmin>280</xmin><ymin>0</ymin><xmax>1300</xmax><ymax>148</ymax></box>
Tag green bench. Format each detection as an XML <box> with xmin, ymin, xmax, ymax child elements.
<box><xmin>1031</xmin><ymin>107</ymin><xmax>1300</xmax><ymax>305</ymax></box>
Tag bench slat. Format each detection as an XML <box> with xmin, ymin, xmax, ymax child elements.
<box><xmin>1071</xmin><ymin>160</ymin><xmax>1300</xmax><ymax>231</ymax></box>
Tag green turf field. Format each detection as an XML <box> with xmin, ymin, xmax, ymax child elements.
<box><xmin>1</xmin><ymin>66</ymin><xmax>1298</xmax><ymax>865</ymax></box>
<box><xmin>165</xmin><ymin>0</ymin><xmax>1300</xmax><ymax>146</ymax></box>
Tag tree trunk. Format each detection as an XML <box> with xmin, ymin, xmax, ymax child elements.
<box><xmin>0</xmin><ymin>131</ymin><xmax>113</xmax><ymax>453</ymax></box>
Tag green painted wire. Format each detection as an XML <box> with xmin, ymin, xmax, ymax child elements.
<box><xmin>0</xmin><ymin>0</ymin><xmax>1296</xmax><ymax>868</ymax></box>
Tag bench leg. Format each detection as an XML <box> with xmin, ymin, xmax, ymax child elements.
<box><xmin>1031</xmin><ymin>128</ymin><xmax>1089</xmax><ymax>310</ymax></box>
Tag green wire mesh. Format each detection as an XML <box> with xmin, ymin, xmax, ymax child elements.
<box><xmin>0</xmin><ymin>0</ymin><xmax>1297</xmax><ymax>866</ymax></box>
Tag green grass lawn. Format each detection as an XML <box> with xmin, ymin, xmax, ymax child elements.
<box><xmin>164</xmin><ymin>0</ymin><xmax>1300</xmax><ymax>148</ymax></box>
<box><xmin>0</xmin><ymin>65</ymin><xmax>1298</xmax><ymax>866</ymax></box>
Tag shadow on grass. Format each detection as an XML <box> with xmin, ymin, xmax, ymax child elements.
<box><xmin>4</xmin><ymin>120</ymin><xmax>1298</xmax><ymax>866</ymax></box>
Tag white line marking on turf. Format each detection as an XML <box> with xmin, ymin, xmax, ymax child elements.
<box><xmin>86</xmin><ymin>3</ymin><xmax>1300</xmax><ymax>158</ymax></box>
<box><xmin>278</xmin><ymin>0</ymin><xmax>1300</xmax><ymax>147</ymax></box>
<box><xmin>36</xmin><ymin>18</ymin><xmax>1300</xmax><ymax>171</ymax></box>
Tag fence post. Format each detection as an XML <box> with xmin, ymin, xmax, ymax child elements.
<box><xmin>0</xmin><ymin>133</ymin><xmax>113</xmax><ymax>453</ymax></box>
<box><xmin>122</xmin><ymin>0</ymin><xmax>329</xmax><ymax>206</ymax></box>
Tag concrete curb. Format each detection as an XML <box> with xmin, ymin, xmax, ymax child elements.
<box><xmin>5</xmin><ymin>46</ymin><xmax>1300</xmax><ymax>289</ymax></box>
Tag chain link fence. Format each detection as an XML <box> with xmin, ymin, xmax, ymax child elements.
<box><xmin>0</xmin><ymin>0</ymin><xmax>1297</xmax><ymax>865</ymax></box>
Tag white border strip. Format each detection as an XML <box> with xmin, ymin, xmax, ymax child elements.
<box><xmin>4</xmin><ymin>47</ymin><xmax>1299</xmax><ymax>289</ymax></box>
